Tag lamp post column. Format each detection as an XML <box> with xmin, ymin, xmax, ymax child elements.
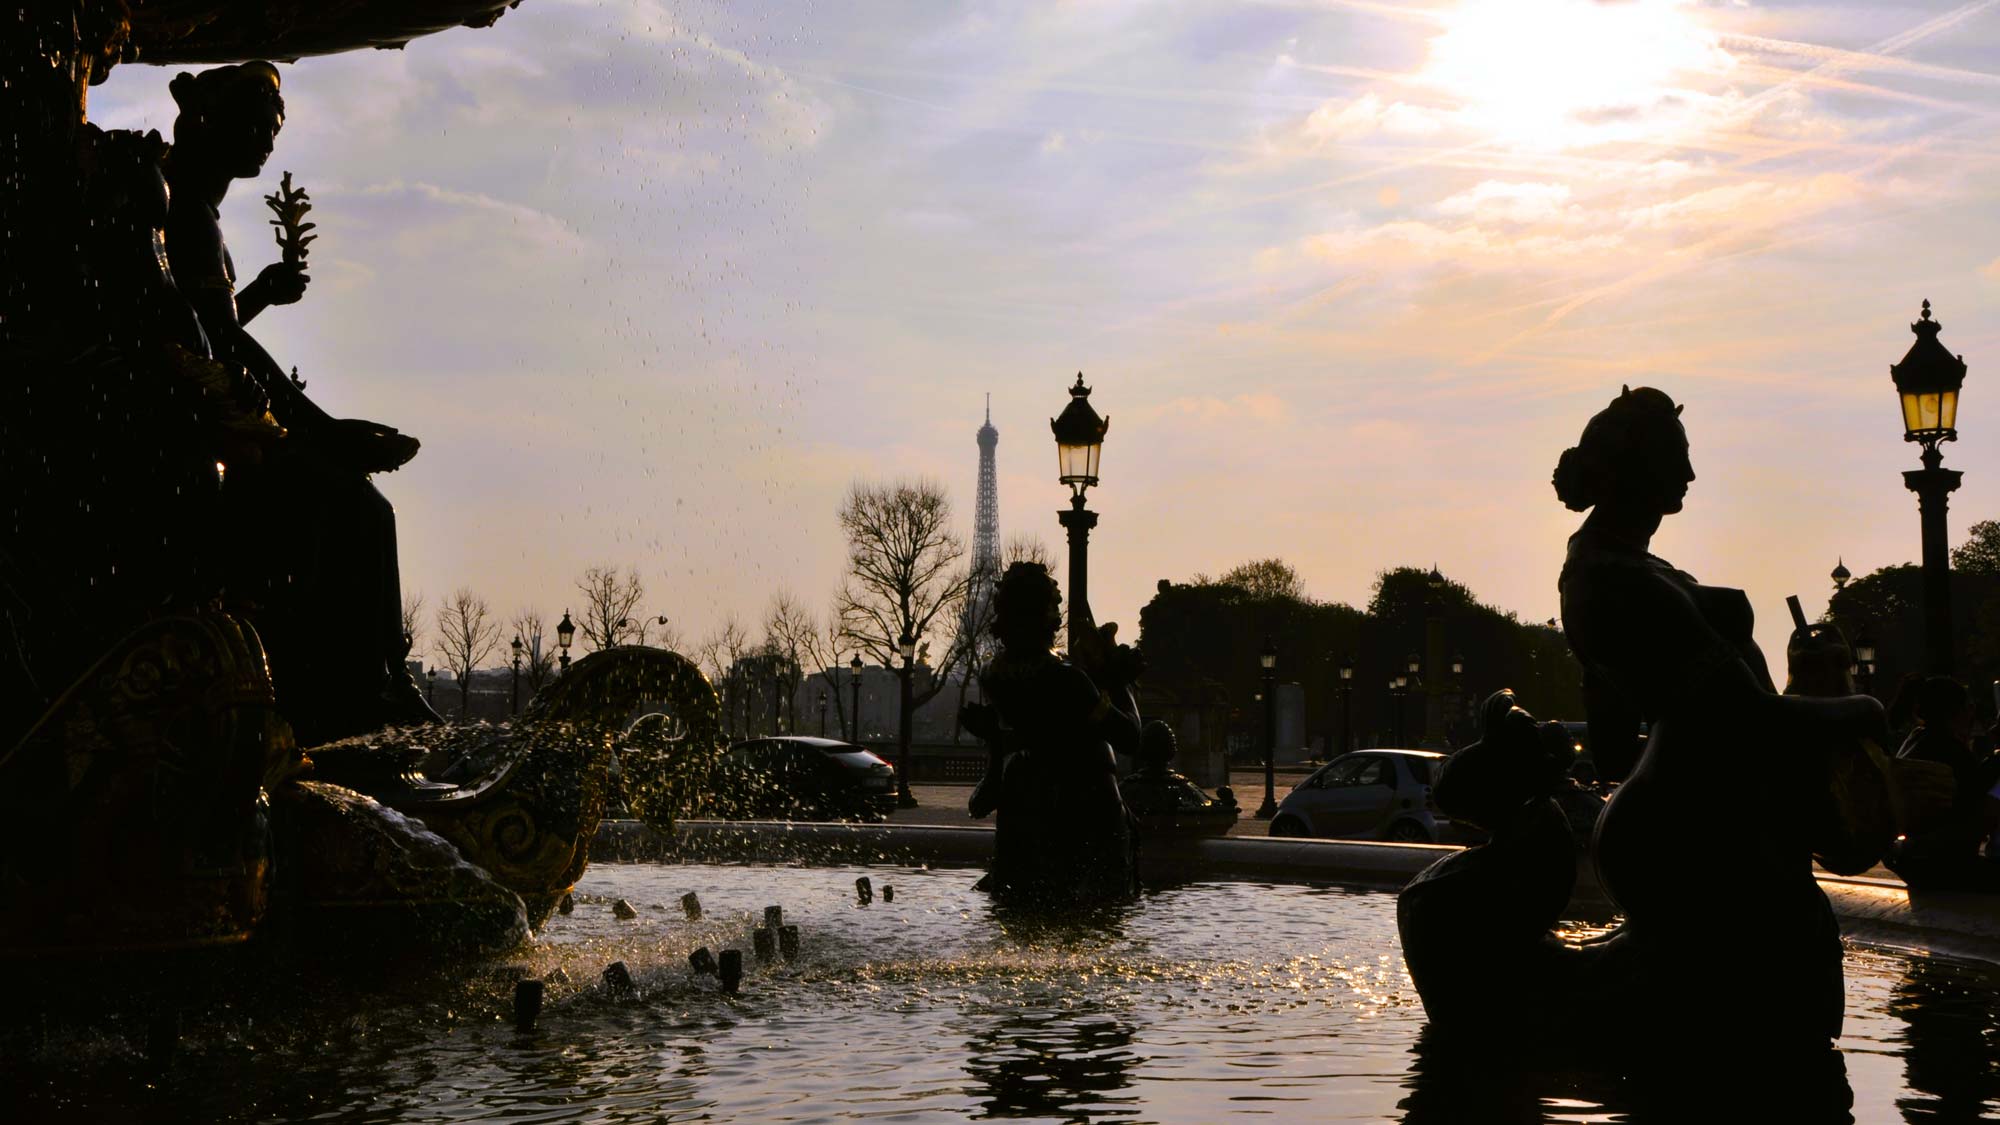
<box><xmin>896</xmin><ymin>635</ymin><xmax>917</xmax><ymax>808</ymax></box>
<box><xmin>1058</xmin><ymin>495</ymin><xmax>1098</xmax><ymax>653</ymax></box>
<box><xmin>819</xmin><ymin>691</ymin><xmax>828</xmax><ymax>737</ymax></box>
<box><xmin>1906</xmin><ymin>447</ymin><xmax>1962</xmax><ymax>674</ymax></box>
<box><xmin>850</xmin><ymin>655</ymin><xmax>863</xmax><ymax>743</ymax></box>
<box><xmin>1256</xmin><ymin>638</ymin><xmax>1279</xmax><ymax>819</ymax></box>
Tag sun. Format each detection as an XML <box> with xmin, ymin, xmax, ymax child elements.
<box><xmin>1420</xmin><ymin>0</ymin><xmax>1732</xmax><ymax>150</ymax></box>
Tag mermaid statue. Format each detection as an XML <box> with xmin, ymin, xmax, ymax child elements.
<box><xmin>961</xmin><ymin>561</ymin><xmax>1141</xmax><ymax>906</ymax></box>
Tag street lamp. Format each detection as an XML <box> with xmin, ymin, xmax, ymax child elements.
<box><xmin>510</xmin><ymin>634</ymin><xmax>524</xmax><ymax>715</ymax></box>
<box><xmin>1831</xmin><ymin>559</ymin><xmax>1851</xmax><ymax>592</ymax></box>
<box><xmin>849</xmin><ymin>653</ymin><xmax>863</xmax><ymax>742</ymax></box>
<box><xmin>1052</xmin><ymin>373</ymin><xmax>1109</xmax><ymax>653</ymax></box>
<box><xmin>425</xmin><ymin>667</ymin><xmax>437</xmax><ymax>706</ymax></box>
<box><xmin>1855</xmin><ymin>635</ymin><xmax>1878</xmax><ymax>695</ymax></box>
<box><xmin>896</xmin><ymin>632</ymin><xmax>918</xmax><ymax>808</ymax></box>
<box><xmin>1256</xmin><ymin>638</ymin><xmax>1280</xmax><ymax>819</ymax></box>
<box><xmin>1891</xmin><ymin>299</ymin><xmax>1968</xmax><ymax>673</ymax></box>
<box><xmin>1338</xmin><ymin>654</ymin><xmax>1355</xmax><ymax>758</ymax></box>
<box><xmin>556</xmin><ymin>610</ymin><xmax>575</xmax><ymax>674</ymax></box>
<box><xmin>819</xmin><ymin>690</ymin><xmax>828</xmax><ymax>737</ymax></box>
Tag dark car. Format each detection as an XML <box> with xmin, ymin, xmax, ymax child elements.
<box><xmin>1268</xmin><ymin>749</ymin><xmax>1455</xmax><ymax>843</ymax></box>
<box><xmin>706</xmin><ymin>736</ymin><xmax>899</xmax><ymax>821</ymax></box>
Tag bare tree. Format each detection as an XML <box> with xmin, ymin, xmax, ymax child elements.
<box><xmin>692</xmin><ymin>615</ymin><xmax>750</xmax><ymax>737</ymax></box>
<box><xmin>400</xmin><ymin>592</ymin><xmax>427</xmax><ymax>656</ymax></box>
<box><xmin>764</xmin><ymin>591</ymin><xmax>815</xmax><ymax>732</ymax></box>
<box><xmin>1003</xmin><ymin>534</ymin><xmax>1053</xmax><ymax>570</ymax></box>
<box><xmin>952</xmin><ymin>534</ymin><xmax>1056</xmax><ymax>740</ymax></box>
<box><xmin>835</xmin><ymin>480</ymin><xmax>973</xmax><ymax>744</ymax></box>
<box><xmin>796</xmin><ymin>603</ymin><xmax>860</xmax><ymax>740</ymax></box>
<box><xmin>434</xmin><ymin>588</ymin><xmax>500</xmax><ymax>717</ymax></box>
<box><xmin>574</xmin><ymin>565</ymin><xmax>649</xmax><ymax>651</ymax></box>
<box><xmin>510</xmin><ymin>608</ymin><xmax>558</xmax><ymax>693</ymax></box>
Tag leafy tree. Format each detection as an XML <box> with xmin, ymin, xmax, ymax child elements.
<box><xmin>1140</xmin><ymin>565</ymin><xmax>1581</xmax><ymax>753</ymax></box>
<box><xmin>1953</xmin><ymin>520</ymin><xmax>2000</xmax><ymax>575</ymax></box>
<box><xmin>1215</xmin><ymin>558</ymin><xmax>1308</xmax><ymax>602</ymax></box>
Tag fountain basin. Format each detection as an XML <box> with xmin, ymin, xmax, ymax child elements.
<box><xmin>9</xmin><ymin>860</ymin><xmax>2000</xmax><ymax>1121</ymax></box>
<box><xmin>596</xmin><ymin>819</ymin><xmax>2000</xmax><ymax>963</ymax></box>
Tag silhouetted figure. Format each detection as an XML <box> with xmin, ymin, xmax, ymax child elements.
<box><xmin>1397</xmin><ymin>691</ymin><xmax>1615</xmax><ymax>1035</ymax></box>
<box><xmin>962</xmin><ymin>562</ymin><xmax>1139</xmax><ymax>906</ymax></box>
<box><xmin>1889</xmin><ymin>676</ymin><xmax>2000</xmax><ymax>890</ymax></box>
<box><xmin>1555</xmin><ymin>386</ymin><xmax>1888</xmax><ymax>1062</ymax></box>
<box><xmin>162</xmin><ymin>62</ymin><xmax>434</xmax><ymax>743</ymax></box>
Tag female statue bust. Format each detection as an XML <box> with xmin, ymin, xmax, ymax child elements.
<box><xmin>1556</xmin><ymin>386</ymin><xmax>1887</xmax><ymax>1052</ymax></box>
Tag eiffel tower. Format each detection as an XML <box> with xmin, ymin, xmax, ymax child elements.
<box><xmin>967</xmin><ymin>395</ymin><xmax>1001</xmax><ymax>643</ymax></box>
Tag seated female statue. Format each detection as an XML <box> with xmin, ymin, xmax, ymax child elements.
<box><xmin>1555</xmin><ymin>386</ymin><xmax>1888</xmax><ymax>1053</ymax></box>
<box><xmin>961</xmin><ymin>562</ymin><xmax>1140</xmax><ymax>907</ymax></box>
<box><xmin>161</xmin><ymin>62</ymin><xmax>434</xmax><ymax>743</ymax></box>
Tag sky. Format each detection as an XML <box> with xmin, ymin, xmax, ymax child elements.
<box><xmin>90</xmin><ymin>0</ymin><xmax>2000</xmax><ymax>674</ymax></box>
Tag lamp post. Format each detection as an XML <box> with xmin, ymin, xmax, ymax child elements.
<box><xmin>1052</xmin><ymin>373</ymin><xmax>1109</xmax><ymax>653</ymax></box>
<box><xmin>1256</xmin><ymin>638</ymin><xmax>1279</xmax><ymax>819</ymax></box>
<box><xmin>426</xmin><ymin>667</ymin><xmax>436</xmax><ymax>706</ymax></box>
<box><xmin>1855</xmin><ymin>635</ymin><xmax>1878</xmax><ymax>696</ymax></box>
<box><xmin>849</xmin><ymin>653</ymin><xmax>863</xmax><ymax>743</ymax></box>
<box><xmin>1448</xmin><ymin>652</ymin><xmax>1465</xmax><ymax>745</ymax></box>
<box><xmin>510</xmin><ymin>635</ymin><xmax>523</xmax><ymax>715</ymax></box>
<box><xmin>1891</xmin><ymin>300</ymin><xmax>1967</xmax><ymax>673</ymax></box>
<box><xmin>819</xmin><ymin>690</ymin><xmax>828</xmax><ymax>737</ymax></box>
<box><xmin>1387</xmin><ymin>677</ymin><xmax>1403</xmax><ymax>746</ymax></box>
<box><xmin>1423</xmin><ymin>567</ymin><xmax>1447</xmax><ymax>747</ymax></box>
<box><xmin>896</xmin><ymin>632</ymin><xmax>917</xmax><ymax>808</ymax></box>
<box><xmin>1338</xmin><ymin>654</ymin><xmax>1355</xmax><ymax>758</ymax></box>
<box><xmin>556</xmin><ymin>610</ymin><xmax>575</xmax><ymax>674</ymax></box>
<box><xmin>1831</xmin><ymin>559</ymin><xmax>1851</xmax><ymax>592</ymax></box>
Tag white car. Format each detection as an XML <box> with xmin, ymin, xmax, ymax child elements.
<box><xmin>1268</xmin><ymin>749</ymin><xmax>1454</xmax><ymax>843</ymax></box>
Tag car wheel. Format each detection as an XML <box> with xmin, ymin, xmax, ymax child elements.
<box><xmin>1386</xmin><ymin>820</ymin><xmax>1431</xmax><ymax>844</ymax></box>
<box><xmin>1269</xmin><ymin>814</ymin><xmax>1310</xmax><ymax>838</ymax></box>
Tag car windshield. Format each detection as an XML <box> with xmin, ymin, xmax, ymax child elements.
<box><xmin>818</xmin><ymin>745</ymin><xmax>889</xmax><ymax>768</ymax></box>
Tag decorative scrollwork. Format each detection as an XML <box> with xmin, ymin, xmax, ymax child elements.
<box><xmin>524</xmin><ymin>646</ymin><xmax>725</xmax><ymax>836</ymax></box>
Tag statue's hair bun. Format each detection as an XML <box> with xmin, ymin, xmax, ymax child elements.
<box><xmin>1551</xmin><ymin>445</ymin><xmax>1600</xmax><ymax>512</ymax></box>
<box><xmin>169</xmin><ymin>72</ymin><xmax>197</xmax><ymax>108</ymax></box>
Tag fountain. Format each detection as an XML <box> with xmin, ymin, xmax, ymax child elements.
<box><xmin>0</xmin><ymin>1</ymin><xmax>729</xmax><ymax>963</ymax></box>
<box><xmin>11</xmin><ymin>7</ymin><xmax>2000</xmax><ymax>1122</ymax></box>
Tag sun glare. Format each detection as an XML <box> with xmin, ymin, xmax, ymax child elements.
<box><xmin>1422</xmin><ymin>0</ymin><xmax>1731</xmax><ymax>150</ymax></box>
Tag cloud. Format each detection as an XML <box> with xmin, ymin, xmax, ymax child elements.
<box><xmin>1435</xmin><ymin>180</ymin><xmax>1577</xmax><ymax>224</ymax></box>
<box><xmin>1302</xmin><ymin>92</ymin><xmax>1450</xmax><ymax>143</ymax></box>
<box><xmin>1152</xmin><ymin>393</ymin><xmax>1292</xmax><ymax>424</ymax></box>
<box><xmin>1620</xmin><ymin>174</ymin><xmax>1862</xmax><ymax>232</ymax></box>
<box><xmin>1302</xmin><ymin>219</ymin><xmax>1626</xmax><ymax>267</ymax></box>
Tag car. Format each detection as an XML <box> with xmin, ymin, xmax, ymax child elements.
<box><xmin>705</xmin><ymin>736</ymin><xmax>900</xmax><ymax>821</ymax></box>
<box><xmin>1267</xmin><ymin>749</ymin><xmax>1454</xmax><ymax>843</ymax></box>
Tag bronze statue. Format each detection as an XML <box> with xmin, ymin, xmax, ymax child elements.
<box><xmin>1397</xmin><ymin>691</ymin><xmax>1612</xmax><ymax>1035</ymax></box>
<box><xmin>162</xmin><ymin>62</ymin><xmax>434</xmax><ymax>744</ymax></box>
<box><xmin>962</xmin><ymin>562</ymin><xmax>1140</xmax><ymax>905</ymax></box>
<box><xmin>1556</xmin><ymin>386</ymin><xmax>1888</xmax><ymax>1054</ymax></box>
